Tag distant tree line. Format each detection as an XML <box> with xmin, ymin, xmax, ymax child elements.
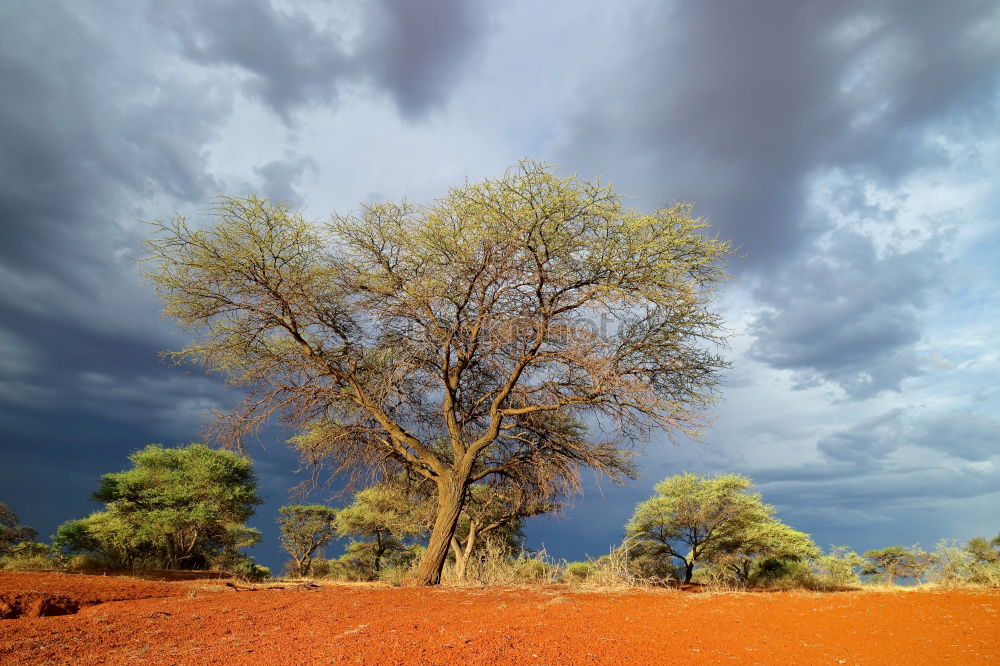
<box><xmin>3</xmin><ymin>448</ymin><xmax>999</xmax><ymax>590</ymax></box>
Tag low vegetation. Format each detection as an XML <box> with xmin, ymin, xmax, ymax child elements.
<box><xmin>4</xmin><ymin>454</ymin><xmax>999</xmax><ymax>592</ymax></box>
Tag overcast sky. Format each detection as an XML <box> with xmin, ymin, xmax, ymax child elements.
<box><xmin>2</xmin><ymin>0</ymin><xmax>998</xmax><ymax>571</ymax></box>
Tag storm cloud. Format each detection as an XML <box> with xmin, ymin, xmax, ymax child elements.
<box><xmin>152</xmin><ymin>0</ymin><xmax>488</xmax><ymax>121</ymax></box>
<box><xmin>1</xmin><ymin>0</ymin><xmax>997</xmax><ymax>569</ymax></box>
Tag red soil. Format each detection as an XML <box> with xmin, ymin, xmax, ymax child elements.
<box><xmin>2</xmin><ymin>572</ymin><xmax>998</xmax><ymax>664</ymax></box>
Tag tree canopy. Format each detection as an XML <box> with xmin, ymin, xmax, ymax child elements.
<box><xmin>0</xmin><ymin>502</ymin><xmax>37</xmax><ymax>555</ymax></box>
<box><xmin>966</xmin><ymin>533</ymin><xmax>1000</xmax><ymax>565</ymax></box>
<box><xmin>54</xmin><ymin>444</ymin><xmax>261</xmax><ymax>569</ymax></box>
<box><xmin>333</xmin><ymin>481</ymin><xmax>431</xmax><ymax>576</ymax></box>
<box><xmin>626</xmin><ymin>473</ymin><xmax>816</xmax><ymax>583</ymax></box>
<box><xmin>450</xmin><ymin>481</ymin><xmax>557</xmax><ymax>580</ymax></box>
<box><xmin>143</xmin><ymin>160</ymin><xmax>732</xmax><ymax>584</ymax></box>
<box><xmin>278</xmin><ymin>505</ymin><xmax>339</xmax><ymax>577</ymax></box>
<box><xmin>862</xmin><ymin>546</ymin><xmax>920</xmax><ymax>585</ymax></box>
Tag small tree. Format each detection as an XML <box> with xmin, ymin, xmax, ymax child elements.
<box><xmin>143</xmin><ymin>161</ymin><xmax>732</xmax><ymax>584</ymax></box>
<box><xmin>54</xmin><ymin>444</ymin><xmax>261</xmax><ymax>569</ymax></box>
<box><xmin>278</xmin><ymin>505</ymin><xmax>339</xmax><ymax>577</ymax></box>
<box><xmin>450</xmin><ymin>482</ymin><xmax>557</xmax><ymax>580</ymax></box>
<box><xmin>904</xmin><ymin>545</ymin><xmax>937</xmax><ymax>585</ymax></box>
<box><xmin>334</xmin><ymin>482</ymin><xmax>431</xmax><ymax>577</ymax></box>
<box><xmin>811</xmin><ymin>546</ymin><xmax>865</xmax><ymax>587</ymax></box>
<box><xmin>707</xmin><ymin>518</ymin><xmax>819</xmax><ymax>584</ymax></box>
<box><xmin>626</xmin><ymin>473</ymin><xmax>810</xmax><ymax>583</ymax></box>
<box><xmin>862</xmin><ymin>546</ymin><xmax>914</xmax><ymax>585</ymax></box>
<box><xmin>966</xmin><ymin>533</ymin><xmax>1000</xmax><ymax>565</ymax></box>
<box><xmin>933</xmin><ymin>538</ymin><xmax>1000</xmax><ymax>587</ymax></box>
<box><xmin>0</xmin><ymin>502</ymin><xmax>37</xmax><ymax>555</ymax></box>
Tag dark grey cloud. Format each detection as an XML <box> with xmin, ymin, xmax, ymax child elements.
<box><xmin>909</xmin><ymin>411</ymin><xmax>1000</xmax><ymax>462</ymax></box>
<box><xmin>357</xmin><ymin>0</ymin><xmax>485</xmax><ymax>118</ymax></box>
<box><xmin>0</xmin><ymin>1</ymin><xmax>241</xmax><ymax>547</ymax></box>
<box><xmin>560</xmin><ymin>0</ymin><xmax>999</xmax><ymax>399</ymax></box>
<box><xmin>760</xmin><ymin>463</ymin><xmax>1000</xmax><ymax>514</ymax></box>
<box><xmin>0</xmin><ymin>2</ymin><xmax>226</xmax><ymax>286</ymax></box>
<box><xmin>816</xmin><ymin>409</ymin><xmax>904</xmax><ymax>464</ymax></box>
<box><xmin>152</xmin><ymin>0</ymin><xmax>488</xmax><ymax>121</ymax></box>
<box><xmin>749</xmin><ymin>229</ymin><xmax>945</xmax><ymax>398</ymax></box>
<box><xmin>815</xmin><ymin>407</ymin><xmax>1000</xmax><ymax>465</ymax></box>
<box><xmin>736</xmin><ymin>405</ymin><xmax>1000</xmax><ymax>534</ymax></box>
<box><xmin>254</xmin><ymin>155</ymin><xmax>318</xmax><ymax>204</ymax></box>
<box><xmin>562</xmin><ymin>0</ymin><xmax>1000</xmax><ymax>268</ymax></box>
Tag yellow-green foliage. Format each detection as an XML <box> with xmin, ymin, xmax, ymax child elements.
<box><xmin>811</xmin><ymin>546</ymin><xmax>864</xmax><ymax>587</ymax></box>
<box><xmin>277</xmin><ymin>504</ymin><xmax>338</xmax><ymax>577</ymax></box>
<box><xmin>0</xmin><ymin>542</ymin><xmax>53</xmax><ymax>572</ymax></box>
<box><xmin>626</xmin><ymin>473</ymin><xmax>818</xmax><ymax>583</ymax></box>
<box><xmin>929</xmin><ymin>539</ymin><xmax>1000</xmax><ymax>588</ymax></box>
<box><xmin>564</xmin><ymin>561</ymin><xmax>597</xmax><ymax>583</ymax></box>
<box><xmin>142</xmin><ymin>160</ymin><xmax>733</xmax><ymax>584</ymax></box>
<box><xmin>52</xmin><ymin>444</ymin><xmax>261</xmax><ymax>570</ymax></box>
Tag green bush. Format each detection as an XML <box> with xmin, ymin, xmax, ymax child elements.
<box><xmin>230</xmin><ymin>559</ymin><xmax>270</xmax><ymax>582</ymax></box>
<box><xmin>510</xmin><ymin>552</ymin><xmax>555</xmax><ymax>582</ymax></box>
<box><xmin>65</xmin><ymin>553</ymin><xmax>109</xmax><ymax>571</ymax></box>
<box><xmin>929</xmin><ymin>540</ymin><xmax>1000</xmax><ymax>588</ymax></box>
<box><xmin>564</xmin><ymin>561</ymin><xmax>597</xmax><ymax>583</ymax></box>
<box><xmin>309</xmin><ymin>558</ymin><xmax>333</xmax><ymax>579</ymax></box>
<box><xmin>313</xmin><ymin>555</ymin><xmax>376</xmax><ymax>582</ymax></box>
<box><xmin>811</xmin><ymin>546</ymin><xmax>864</xmax><ymax>587</ymax></box>
<box><xmin>750</xmin><ymin>558</ymin><xmax>818</xmax><ymax>589</ymax></box>
<box><xmin>1</xmin><ymin>542</ymin><xmax>54</xmax><ymax>571</ymax></box>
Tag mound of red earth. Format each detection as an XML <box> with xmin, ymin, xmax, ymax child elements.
<box><xmin>0</xmin><ymin>572</ymin><xmax>197</xmax><ymax>619</ymax></box>
<box><xmin>3</xmin><ymin>572</ymin><xmax>999</xmax><ymax>664</ymax></box>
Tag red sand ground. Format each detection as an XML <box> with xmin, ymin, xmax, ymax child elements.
<box><xmin>2</xmin><ymin>572</ymin><xmax>998</xmax><ymax>664</ymax></box>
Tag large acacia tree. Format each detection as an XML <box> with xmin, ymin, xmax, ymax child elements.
<box><xmin>143</xmin><ymin>161</ymin><xmax>731</xmax><ymax>584</ymax></box>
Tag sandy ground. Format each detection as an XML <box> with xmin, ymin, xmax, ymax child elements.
<box><xmin>2</xmin><ymin>572</ymin><xmax>998</xmax><ymax>664</ymax></box>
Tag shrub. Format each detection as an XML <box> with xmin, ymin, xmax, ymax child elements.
<box><xmin>811</xmin><ymin>546</ymin><xmax>864</xmax><ymax>587</ymax></box>
<box><xmin>695</xmin><ymin>554</ymin><xmax>822</xmax><ymax>590</ymax></box>
<box><xmin>450</xmin><ymin>543</ymin><xmax>559</xmax><ymax>585</ymax></box>
<box><xmin>313</xmin><ymin>555</ymin><xmax>377</xmax><ymax>582</ymax></box>
<box><xmin>511</xmin><ymin>554</ymin><xmax>551</xmax><ymax>582</ymax></box>
<box><xmin>65</xmin><ymin>553</ymin><xmax>109</xmax><ymax>571</ymax></box>
<box><xmin>564</xmin><ymin>561</ymin><xmax>597</xmax><ymax>584</ymax></box>
<box><xmin>563</xmin><ymin>541</ymin><xmax>664</xmax><ymax>588</ymax></box>
<box><xmin>750</xmin><ymin>558</ymin><xmax>818</xmax><ymax>589</ymax></box>
<box><xmin>230</xmin><ymin>559</ymin><xmax>270</xmax><ymax>582</ymax></box>
<box><xmin>378</xmin><ymin>562</ymin><xmax>416</xmax><ymax>586</ymax></box>
<box><xmin>929</xmin><ymin>540</ymin><xmax>1000</xmax><ymax>588</ymax></box>
<box><xmin>1</xmin><ymin>542</ymin><xmax>54</xmax><ymax>571</ymax></box>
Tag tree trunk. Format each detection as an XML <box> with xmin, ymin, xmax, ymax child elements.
<box><xmin>373</xmin><ymin>533</ymin><xmax>386</xmax><ymax>574</ymax></box>
<box><xmin>451</xmin><ymin>538</ymin><xmax>468</xmax><ymax>580</ymax></box>
<box><xmin>412</xmin><ymin>478</ymin><xmax>466</xmax><ymax>585</ymax></box>
<box><xmin>451</xmin><ymin>524</ymin><xmax>478</xmax><ymax>581</ymax></box>
<box><xmin>684</xmin><ymin>560</ymin><xmax>694</xmax><ymax>583</ymax></box>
